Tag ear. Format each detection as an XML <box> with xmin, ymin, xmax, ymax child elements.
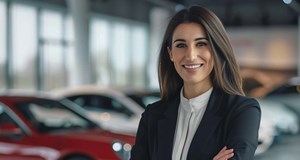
<box><xmin>167</xmin><ymin>47</ymin><xmax>173</xmax><ymax>62</ymax></box>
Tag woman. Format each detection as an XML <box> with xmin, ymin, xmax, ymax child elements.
<box><xmin>131</xmin><ymin>6</ymin><xmax>261</xmax><ymax>160</ymax></box>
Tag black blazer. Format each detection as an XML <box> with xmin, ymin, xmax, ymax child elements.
<box><xmin>131</xmin><ymin>87</ymin><xmax>261</xmax><ymax>160</ymax></box>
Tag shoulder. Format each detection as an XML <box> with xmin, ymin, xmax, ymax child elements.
<box><xmin>226</xmin><ymin>94</ymin><xmax>261</xmax><ymax>116</ymax></box>
<box><xmin>142</xmin><ymin>93</ymin><xmax>180</xmax><ymax>118</ymax></box>
<box><xmin>144</xmin><ymin>99</ymin><xmax>171</xmax><ymax>115</ymax></box>
<box><xmin>228</xmin><ymin>94</ymin><xmax>260</xmax><ymax>108</ymax></box>
<box><xmin>211</xmin><ymin>88</ymin><xmax>260</xmax><ymax>117</ymax></box>
<box><xmin>212</xmin><ymin>88</ymin><xmax>260</xmax><ymax>111</ymax></box>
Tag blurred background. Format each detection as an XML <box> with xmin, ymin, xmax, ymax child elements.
<box><xmin>0</xmin><ymin>0</ymin><xmax>300</xmax><ymax>159</ymax></box>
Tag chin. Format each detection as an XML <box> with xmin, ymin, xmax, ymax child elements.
<box><xmin>183</xmin><ymin>77</ymin><xmax>212</xmax><ymax>86</ymax></box>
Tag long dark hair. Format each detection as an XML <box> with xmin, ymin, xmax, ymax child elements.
<box><xmin>158</xmin><ymin>6</ymin><xmax>244</xmax><ymax>100</ymax></box>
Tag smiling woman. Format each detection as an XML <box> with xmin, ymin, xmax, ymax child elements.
<box><xmin>131</xmin><ymin>5</ymin><xmax>261</xmax><ymax>160</ymax></box>
<box><xmin>167</xmin><ymin>23</ymin><xmax>214</xmax><ymax>99</ymax></box>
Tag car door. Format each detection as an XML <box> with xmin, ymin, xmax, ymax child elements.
<box><xmin>67</xmin><ymin>94</ymin><xmax>139</xmax><ymax>133</ymax></box>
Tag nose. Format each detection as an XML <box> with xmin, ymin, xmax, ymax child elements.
<box><xmin>185</xmin><ymin>46</ymin><xmax>197</xmax><ymax>61</ymax></box>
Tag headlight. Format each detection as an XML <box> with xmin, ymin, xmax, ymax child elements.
<box><xmin>112</xmin><ymin>141</ymin><xmax>132</xmax><ymax>160</ymax></box>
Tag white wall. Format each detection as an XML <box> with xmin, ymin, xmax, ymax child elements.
<box><xmin>227</xmin><ymin>26</ymin><xmax>298</xmax><ymax>70</ymax></box>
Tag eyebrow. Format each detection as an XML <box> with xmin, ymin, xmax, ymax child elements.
<box><xmin>195</xmin><ymin>37</ymin><xmax>208</xmax><ymax>41</ymax></box>
<box><xmin>173</xmin><ymin>37</ymin><xmax>208</xmax><ymax>43</ymax></box>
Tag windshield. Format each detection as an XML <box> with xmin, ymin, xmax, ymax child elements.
<box><xmin>14</xmin><ymin>99</ymin><xmax>98</xmax><ymax>133</ymax></box>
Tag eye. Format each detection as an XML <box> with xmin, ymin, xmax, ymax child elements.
<box><xmin>196</xmin><ymin>42</ymin><xmax>207</xmax><ymax>47</ymax></box>
<box><xmin>175</xmin><ymin>43</ymin><xmax>187</xmax><ymax>48</ymax></box>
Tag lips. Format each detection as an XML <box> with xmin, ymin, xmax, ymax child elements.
<box><xmin>183</xmin><ymin>63</ymin><xmax>204</xmax><ymax>69</ymax></box>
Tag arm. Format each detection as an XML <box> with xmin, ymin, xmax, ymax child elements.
<box><xmin>130</xmin><ymin>110</ymin><xmax>150</xmax><ymax>160</ymax></box>
<box><xmin>226</xmin><ymin>101</ymin><xmax>261</xmax><ymax>160</ymax></box>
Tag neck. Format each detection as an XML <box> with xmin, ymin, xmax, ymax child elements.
<box><xmin>183</xmin><ymin>81</ymin><xmax>213</xmax><ymax>99</ymax></box>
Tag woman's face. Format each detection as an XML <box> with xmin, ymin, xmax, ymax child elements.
<box><xmin>168</xmin><ymin>22</ymin><xmax>214</xmax><ymax>87</ymax></box>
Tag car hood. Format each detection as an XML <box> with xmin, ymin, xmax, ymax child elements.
<box><xmin>88</xmin><ymin>111</ymin><xmax>139</xmax><ymax>135</ymax></box>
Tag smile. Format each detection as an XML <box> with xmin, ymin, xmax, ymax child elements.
<box><xmin>183</xmin><ymin>64</ymin><xmax>204</xmax><ymax>69</ymax></box>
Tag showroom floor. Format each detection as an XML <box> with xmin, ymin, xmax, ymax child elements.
<box><xmin>255</xmin><ymin>133</ymin><xmax>300</xmax><ymax>160</ymax></box>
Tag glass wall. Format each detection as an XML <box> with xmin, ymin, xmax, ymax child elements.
<box><xmin>2</xmin><ymin>0</ymin><xmax>149</xmax><ymax>90</ymax></box>
<box><xmin>40</xmin><ymin>10</ymin><xmax>65</xmax><ymax>90</ymax></box>
<box><xmin>0</xmin><ymin>1</ymin><xmax>6</xmax><ymax>89</ymax></box>
<box><xmin>131</xmin><ymin>26</ymin><xmax>148</xmax><ymax>88</ymax></box>
<box><xmin>90</xmin><ymin>16</ymin><xmax>148</xmax><ymax>89</ymax></box>
<box><xmin>65</xmin><ymin>16</ymin><xmax>75</xmax><ymax>87</ymax></box>
<box><xmin>11</xmin><ymin>4</ymin><xmax>37</xmax><ymax>90</ymax></box>
<box><xmin>111</xmin><ymin>22</ymin><xmax>130</xmax><ymax>87</ymax></box>
<box><xmin>90</xmin><ymin>19</ymin><xmax>110</xmax><ymax>86</ymax></box>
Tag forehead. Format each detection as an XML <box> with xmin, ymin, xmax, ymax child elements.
<box><xmin>172</xmin><ymin>22</ymin><xmax>206</xmax><ymax>40</ymax></box>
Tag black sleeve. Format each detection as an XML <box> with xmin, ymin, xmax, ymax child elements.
<box><xmin>130</xmin><ymin>106</ymin><xmax>150</xmax><ymax>160</ymax></box>
<box><xmin>227</xmin><ymin>99</ymin><xmax>261</xmax><ymax>160</ymax></box>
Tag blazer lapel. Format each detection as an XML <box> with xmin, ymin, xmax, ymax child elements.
<box><xmin>187</xmin><ymin>88</ymin><xmax>225</xmax><ymax>158</ymax></box>
<box><xmin>157</xmin><ymin>94</ymin><xmax>180</xmax><ymax>160</ymax></box>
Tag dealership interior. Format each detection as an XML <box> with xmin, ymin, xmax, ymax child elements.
<box><xmin>0</xmin><ymin>0</ymin><xmax>300</xmax><ymax>159</ymax></box>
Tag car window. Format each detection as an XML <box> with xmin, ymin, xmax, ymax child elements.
<box><xmin>127</xmin><ymin>93</ymin><xmax>160</xmax><ymax>109</ymax></box>
<box><xmin>14</xmin><ymin>99</ymin><xmax>96</xmax><ymax>133</ymax></box>
<box><xmin>0</xmin><ymin>105</ymin><xmax>22</xmax><ymax>135</ymax></box>
<box><xmin>68</xmin><ymin>95</ymin><xmax>134</xmax><ymax>117</ymax></box>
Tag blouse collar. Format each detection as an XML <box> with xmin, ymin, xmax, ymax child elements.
<box><xmin>180</xmin><ymin>87</ymin><xmax>213</xmax><ymax>113</ymax></box>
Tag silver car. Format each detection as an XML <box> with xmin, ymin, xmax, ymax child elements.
<box><xmin>52</xmin><ymin>85</ymin><xmax>144</xmax><ymax>135</ymax></box>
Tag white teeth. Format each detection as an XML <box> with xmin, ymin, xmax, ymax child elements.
<box><xmin>184</xmin><ymin>64</ymin><xmax>202</xmax><ymax>69</ymax></box>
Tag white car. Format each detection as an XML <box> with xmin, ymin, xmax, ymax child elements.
<box><xmin>265</xmin><ymin>78</ymin><xmax>300</xmax><ymax>118</ymax></box>
<box><xmin>52</xmin><ymin>85</ymin><xmax>144</xmax><ymax>135</ymax></box>
<box><xmin>255</xmin><ymin>115</ymin><xmax>277</xmax><ymax>155</ymax></box>
<box><xmin>257</xmin><ymin>99</ymin><xmax>299</xmax><ymax>135</ymax></box>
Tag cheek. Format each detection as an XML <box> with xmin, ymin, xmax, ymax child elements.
<box><xmin>206</xmin><ymin>51</ymin><xmax>213</xmax><ymax>63</ymax></box>
<box><xmin>171</xmin><ymin>51</ymin><xmax>184</xmax><ymax>61</ymax></box>
<box><xmin>206</xmin><ymin>54</ymin><xmax>214</xmax><ymax>69</ymax></box>
<box><xmin>208</xmin><ymin>55</ymin><xmax>214</xmax><ymax>65</ymax></box>
<box><xmin>172</xmin><ymin>56</ymin><xmax>183</xmax><ymax>71</ymax></box>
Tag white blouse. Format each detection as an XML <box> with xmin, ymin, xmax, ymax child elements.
<box><xmin>172</xmin><ymin>87</ymin><xmax>213</xmax><ymax>160</ymax></box>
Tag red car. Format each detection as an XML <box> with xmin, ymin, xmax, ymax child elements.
<box><xmin>0</xmin><ymin>94</ymin><xmax>135</xmax><ymax>160</ymax></box>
